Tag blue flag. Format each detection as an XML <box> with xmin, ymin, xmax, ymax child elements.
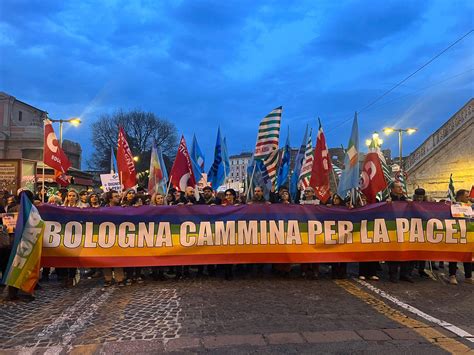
<box><xmin>246</xmin><ymin>157</ymin><xmax>272</xmax><ymax>200</ymax></box>
<box><xmin>207</xmin><ymin>128</ymin><xmax>225</xmax><ymax>188</ymax></box>
<box><xmin>337</xmin><ymin>112</ymin><xmax>360</xmax><ymax>197</ymax></box>
<box><xmin>276</xmin><ymin>131</ymin><xmax>290</xmax><ymax>190</ymax></box>
<box><xmin>190</xmin><ymin>134</ymin><xmax>204</xmax><ymax>182</ymax></box>
<box><xmin>289</xmin><ymin>124</ymin><xmax>308</xmax><ymax>201</ymax></box>
<box><xmin>222</xmin><ymin>136</ymin><xmax>231</xmax><ymax>179</ymax></box>
<box><xmin>110</xmin><ymin>146</ymin><xmax>118</xmax><ymax>173</ymax></box>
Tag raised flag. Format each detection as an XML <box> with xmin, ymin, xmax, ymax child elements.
<box><xmin>309</xmin><ymin>120</ymin><xmax>332</xmax><ymax>203</ymax></box>
<box><xmin>43</xmin><ymin>119</ymin><xmax>71</xmax><ymax>173</ymax></box>
<box><xmin>360</xmin><ymin>141</ymin><xmax>387</xmax><ymax>204</ymax></box>
<box><xmin>447</xmin><ymin>174</ymin><xmax>455</xmax><ymax>202</ymax></box>
<box><xmin>1</xmin><ymin>193</ymin><xmax>44</xmax><ymax>294</ymax></box>
<box><xmin>54</xmin><ymin>170</ymin><xmax>70</xmax><ymax>187</ymax></box>
<box><xmin>116</xmin><ymin>127</ymin><xmax>137</xmax><ymax>190</ymax></box>
<box><xmin>337</xmin><ymin>113</ymin><xmax>359</xmax><ymax>197</ymax></box>
<box><xmin>276</xmin><ymin>131</ymin><xmax>291</xmax><ymax>190</ymax></box>
<box><xmin>290</xmin><ymin>125</ymin><xmax>309</xmax><ymax>201</ymax></box>
<box><xmin>190</xmin><ymin>134</ymin><xmax>204</xmax><ymax>183</ymax></box>
<box><xmin>299</xmin><ymin>128</ymin><xmax>313</xmax><ymax>190</ymax></box>
<box><xmin>191</xmin><ymin>134</ymin><xmax>205</xmax><ymax>173</ymax></box>
<box><xmin>470</xmin><ymin>185</ymin><xmax>474</xmax><ymax>199</ymax></box>
<box><xmin>253</xmin><ymin>107</ymin><xmax>282</xmax><ymax>186</ymax></box>
<box><xmin>170</xmin><ymin>135</ymin><xmax>196</xmax><ymax>191</ymax></box>
<box><xmin>110</xmin><ymin>146</ymin><xmax>118</xmax><ymax>174</ymax></box>
<box><xmin>222</xmin><ymin>136</ymin><xmax>231</xmax><ymax>179</ymax></box>
<box><xmin>148</xmin><ymin>144</ymin><xmax>167</xmax><ymax>195</ymax></box>
<box><xmin>208</xmin><ymin>128</ymin><xmax>225</xmax><ymax>188</ymax></box>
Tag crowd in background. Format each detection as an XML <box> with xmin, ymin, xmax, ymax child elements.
<box><xmin>0</xmin><ymin>183</ymin><xmax>472</xmax><ymax>301</ymax></box>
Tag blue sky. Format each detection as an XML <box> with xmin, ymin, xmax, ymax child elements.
<box><xmin>0</xmin><ymin>0</ymin><xmax>473</xmax><ymax>169</ymax></box>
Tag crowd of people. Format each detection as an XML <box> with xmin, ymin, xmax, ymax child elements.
<box><xmin>0</xmin><ymin>182</ymin><xmax>472</xmax><ymax>301</ymax></box>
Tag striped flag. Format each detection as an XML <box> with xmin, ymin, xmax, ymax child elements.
<box><xmin>290</xmin><ymin>125</ymin><xmax>309</xmax><ymax>201</ymax></box>
<box><xmin>299</xmin><ymin>128</ymin><xmax>313</xmax><ymax>189</ymax></box>
<box><xmin>447</xmin><ymin>174</ymin><xmax>455</xmax><ymax>201</ymax></box>
<box><xmin>148</xmin><ymin>144</ymin><xmax>168</xmax><ymax>195</ymax></box>
<box><xmin>376</xmin><ymin>151</ymin><xmax>392</xmax><ymax>202</ymax></box>
<box><xmin>254</xmin><ymin>107</ymin><xmax>282</xmax><ymax>185</ymax></box>
<box><xmin>333</xmin><ymin>165</ymin><xmax>343</xmax><ymax>177</ymax></box>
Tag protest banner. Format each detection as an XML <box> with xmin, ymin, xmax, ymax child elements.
<box><xmin>100</xmin><ymin>173</ymin><xmax>122</xmax><ymax>193</ymax></box>
<box><xmin>38</xmin><ymin>202</ymin><xmax>473</xmax><ymax>268</ymax></box>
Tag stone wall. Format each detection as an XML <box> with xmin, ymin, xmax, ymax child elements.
<box><xmin>406</xmin><ymin>99</ymin><xmax>474</xmax><ymax>199</ymax></box>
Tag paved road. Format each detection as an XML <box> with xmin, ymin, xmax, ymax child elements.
<box><xmin>1</xmin><ymin>264</ymin><xmax>473</xmax><ymax>354</ymax></box>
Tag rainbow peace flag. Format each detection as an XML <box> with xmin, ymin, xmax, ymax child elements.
<box><xmin>1</xmin><ymin>193</ymin><xmax>44</xmax><ymax>294</ymax></box>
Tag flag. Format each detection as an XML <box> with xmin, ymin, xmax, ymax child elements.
<box><xmin>310</xmin><ymin>119</ymin><xmax>332</xmax><ymax>203</ymax></box>
<box><xmin>1</xmin><ymin>193</ymin><xmax>44</xmax><ymax>294</ymax></box>
<box><xmin>376</xmin><ymin>151</ymin><xmax>392</xmax><ymax>202</ymax></box>
<box><xmin>43</xmin><ymin>119</ymin><xmax>71</xmax><ymax>173</ymax></box>
<box><xmin>54</xmin><ymin>170</ymin><xmax>70</xmax><ymax>187</ymax></box>
<box><xmin>333</xmin><ymin>165</ymin><xmax>342</xmax><ymax>178</ymax></box>
<box><xmin>299</xmin><ymin>128</ymin><xmax>313</xmax><ymax>190</ymax></box>
<box><xmin>360</xmin><ymin>141</ymin><xmax>387</xmax><ymax>204</ymax></box>
<box><xmin>170</xmin><ymin>135</ymin><xmax>196</xmax><ymax>191</ymax></box>
<box><xmin>222</xmin><ymin>137</ymin><xmax>231</xmax><ymax>179</ymax></box>
<box><xmin>290</xmin><ymin>125</ymin><xmax>309</xmax><ymax>201</ymax></box>
<box><xmin>447</xmin><ymin>174</ymin><xmax>455</xmax><ymax>202</ymax></box>
<box><xmin>395</xmin><ymin>171</ymin><xmax>408</xmax><ymax>196</ymax></box>
<box><xmin>190</xmin><ymin>134</ymin><xmax>204</xmax><ymax>182</ymax></box>
<box><xmin>253</xmin><ymin>106</ymin><xmax>282</xmax><ymax>185</ymax></box>
<box><xmin>116</xmin><ymin>127</ymin><xmax>137</xmax><ymax>190</ymax></box>
<box><xmin>470</xmin><ymin>185</ymin><xmax>474</xmax><ymax>199</ymax></box>
<box><xmin>148</xmin><ymin>144</ymin><xmax>167</xmax><ymax>195</ymax></box>
<box><xmin>207</xmin><ymin>128</ymin><xmax>225</xmax><ymax>188</ymax></box>
<box><xmin>110</xmin><ymin>146</ymin><xmax>118</xmax><ymax>174</ymax></box>
<box><xmin>337</xmin><ymin>113</ymin><xmax>360</xmax><ymax>197</ymax></box>
<box><xmin>276</xmin><ymin>131</ymin><xmax>290</xmax><ymax>190</ymax></box>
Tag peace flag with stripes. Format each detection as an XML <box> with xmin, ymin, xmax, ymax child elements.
<box><xmin>299</xmin><ymin>128</ymin><xmax>313</xmax><ymax>189</ymax></box>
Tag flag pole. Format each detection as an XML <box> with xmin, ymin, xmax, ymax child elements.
<box><xmin>164</xmin><ymin>175</ymin><xmax>173</xmax><ymax>205</ymax></box>
<box><xmin>246</xmin><ymin>160</ymin><xmax>257</xmax><ymax>200</ymax></box>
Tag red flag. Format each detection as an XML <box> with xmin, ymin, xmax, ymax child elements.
<box><xmin>360</xmin><ymin>151</ymin><xmax>387</xmax><ymax>204</ymax></box>
<box><xmin>116</xmin><ymin>127</ymin><xmax>137</xmax><ymax>190</ymax></box>
<box><xmin>470</xmin><ymin>185</ymin><xmax>474</xmax><ymax>199</ymax></box>
<box><xmin>309</xmin><ymin>122</ymin><xmax>332</xmax><ymax>203</ymax></box>
<box><xmin>43</xmin><ymin>119</ymin><xmax>71</xmax><ymax>173</ymax></box>
<box><xmin>170</xmin><ymin>135</ymin><xmax>196</xmax><ymax>191</ymax></box>
<box><xmin>54</xmin><ymin>170</ymin><xmax>70</xmax><ymax>187</ymax></box>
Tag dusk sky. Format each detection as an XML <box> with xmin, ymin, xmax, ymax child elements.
<box><xmin>1</xmin><ymin>1</ymin><xmax>473</xmax><ymax>169</ymax></box>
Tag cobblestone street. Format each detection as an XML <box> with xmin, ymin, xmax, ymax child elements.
<box><xmin>1</xmin><ymin>265</ymin><xmax>473</xmax><ymax>354</ymax></box>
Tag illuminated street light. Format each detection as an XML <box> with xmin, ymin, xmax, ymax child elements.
<box><xmin>133</xmin><ymin>156</ymin><xmax>140</xmax><ymax>162</ymax></box>
<box><xmin>382</xmin><ymin>127</ymin><xmax>417</xmax><ymax>171</ymax></box>
<box><xmin>48</xmin><ymin>117</ymin><xmax>82</xmax><ymax>146</ymax></box>
<box><xmin>366</xmin><ymin>132</ymin><xmax>383</xmax><ymax>148</ymax></box>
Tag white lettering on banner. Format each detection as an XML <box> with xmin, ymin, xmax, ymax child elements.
<box><xmin>12</xmin><ymin>208</ymin><xmax>43</xmax><ymax>269</ymax></box>
<box><xmin>41</xmin><ymin>218</ymin><xmax>470</xmax><ymax>248</ymax></box>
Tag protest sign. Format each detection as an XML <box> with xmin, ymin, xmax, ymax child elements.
<box><xmin>100</xmin><ymin>173</ymin><xmax>122</xmax><ymax>193</ymax></box>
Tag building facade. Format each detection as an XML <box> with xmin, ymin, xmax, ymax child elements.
<box><xmin>229</xmin><ymin>152</ymin><xmax>252</xmax><ymax>183</ymax></box>
<box><xmin>405</xmin><ymin>98</ymin><xmax>473</xmax><ymax>199</ymax></box>
<box><xmin>0</xmin><ymin>91</ymin><xmax>47</xmax><ymax>161</ymax></box>
<box><xmin>0</xmin><ymin>92</ymin><xmax>82</xmax><ymax>169</ymax></box>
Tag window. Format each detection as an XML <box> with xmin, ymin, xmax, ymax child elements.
<box><xmin>19</xmin><ymin>111</ymin><xmax>22</xmax><ymax>121</ymax></box>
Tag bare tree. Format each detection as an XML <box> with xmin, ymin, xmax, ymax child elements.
<box><xmin>88</xmin><ymin>109</ymin><xmax>178</xmax><ymax>172</ymax></box>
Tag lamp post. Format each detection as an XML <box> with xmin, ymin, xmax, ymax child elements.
<box><xmin>48</xmin><ymin>117</ymin><xmax>82</xmax><ymax>147</ymax></box>
<box><xmin>383</xmin><ymin>127</ymin><xmax>417</xmax><ymax>171</ymax></box>
<box><xmin>365</xmin><ymin>131</ymin><xmax>383</xmax><ymax>149</ymax></box>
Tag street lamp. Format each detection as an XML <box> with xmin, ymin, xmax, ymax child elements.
<box><xmin>48</xmin><ymin>117</ymin><xmax>82</xmax><ymax>146</ymax></box>
<box><xmin>383</xmin><ymin>127</ymin><xmax>417</xmax><ymax>171</ymax></box>
<box><xmin>365</xmin><ymin>132</ymin><xmax>383</xmax><ymax>148</ymax></box>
